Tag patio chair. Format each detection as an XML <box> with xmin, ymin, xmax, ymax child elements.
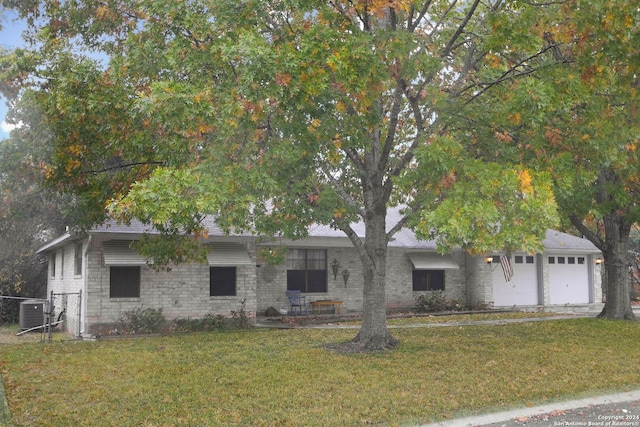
<box><xmin>286</xmin><ymin>290</ymin><xmax>308</xmax><ymax>316</ymax></box>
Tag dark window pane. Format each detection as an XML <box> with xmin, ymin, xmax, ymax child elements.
<box><xmin>558</xmin><ymin>257</ymin><xmax>565</xmax><ymax>264</ymax></box>
<box><xmin>210</xmin><ymin>267</ymin><xmax>236</xmax><ymax>296</ymax></box>
<box><xmin>287</xmin><ymin>270</ymin><xmax>306</xmax><ymax>292</ymax></box>
<box><xmin>307</xmin><ymin>270</ymin><xmax>327</xmax><ymax>293</ymax></box>
<box><xmin>110</xmin><ymin>266</ymin><xmax>140</xmax><ymax>298</ymax></box>
<box><xmin>568</xmin><ymin>257</ymin><xmax>575</xmax><ymax>264</ymax></box>
<box><xmin>526</xmin><ymin>256</ymin><xmax>534</xmax><ymax>264</ymax></box>
<box><xmin>578</xmin><ymin>257</ymin><xmax>585</xmax><ymax>264</ymax></box>
<box><xmin>74</xmin><ymin>242</ymin><xmax>83</xmax><ymax>276</ymax></box>
<box><xmin>306</xmin><ymin>249</ymin><xmax>326</xmax><ymax>270</ymax></box>
<box><xmin>413</xmin><ymin>270</ymin><xmax>445</xmax><ymax>291</ymax></box>
<box><xmin>548</xmin><ymin>257</ymin><xmax>555</xmax><ymax>264</ymax></box>
<box><xmin>514</xmin><ymin>256</ymin><xmax>523</xmax><ymax>264</ymax></box>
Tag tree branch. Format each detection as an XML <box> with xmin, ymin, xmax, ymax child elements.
<box><xmin>441</xmin><ymin>0</ymin><xmax>481</xmax><ymax>58</ymax></box>
<box><xmin>569</xmin><ymin>214</ymin><xmax>605</xmax><ymax>251</ymax></box>
<box><xmin>378</xmin><ymin>84</ymin><xmax>405</xmax><ymax>173</ymax></box>
<box><xmin>386</xmin><ymin>211</ymin><xmax>409</xmax><ymax>241</ymax></box>
<box><xmin>320</xmin><ymin>164</ymin><xmax>366</xmax><ymax>218</ymax></box>
<box><xmin>408</xmin><ymin>0</ymin><xmax>434</xmax><ymax>32</ymax></box>
<box><xmin>80</xmin><ymin>161</ymin><xmax>164</xmax><ymax>176</ymax></box>
<box><xmin>462</xmin><ymin>44</ymin><xmax>560</xmax><ymax>104</ymax></box>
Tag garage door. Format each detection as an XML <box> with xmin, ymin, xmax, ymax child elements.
<box><xmin>548</xmin><ymin>255</ymin><xmax>590</xmax><ymax>304</ymax></box>
<box><xmin>492</xmin><ymin>254</ymin><xmax>539</xmax><ymax>306</ymax></box>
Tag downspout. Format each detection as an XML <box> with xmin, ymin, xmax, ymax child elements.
<box><xmin>80</xmin><ymin>235</ymin><xmax>91</xmax><ymax>337</ymax></box>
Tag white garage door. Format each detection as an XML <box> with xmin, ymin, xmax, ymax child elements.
<box><xmin>492</xmin><ymin>255</ymin><xmax>539</xmax><ymax>306</ymax></box>
<box><xmin>548</xmin><ymin>255</ymin><xmax>590</xmax><ymax>304</ymax></box>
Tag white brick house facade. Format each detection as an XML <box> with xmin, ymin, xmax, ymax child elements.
<box><xmin>38</xmin><ymin>219</ymin><xmax>602</xmax><ymax>336</ymax></box>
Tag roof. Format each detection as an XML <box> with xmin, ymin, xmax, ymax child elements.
<box><xmin>36</xmin><ymin>210</ymin><xmax>600</xmax><ymax>254</ymax></box>
<box><xmin>299</xmin><ymin>208</ymin><xmax>437</xmax><ymax>249</ymax></box>
<box><xmin>543</xmin><ymin>229</ymin><xmax>600</xmax><ymax>253</ymax></box>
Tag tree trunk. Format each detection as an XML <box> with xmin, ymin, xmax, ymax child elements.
<box><xmin>598</xmin><ymin>214</ymin><xmax>635</xmax><ymax>320</ymax></box>
<box><xmin>351</xmin><ymin>203</ymin><xmax>398</xmax><ymax>351</ymax></box>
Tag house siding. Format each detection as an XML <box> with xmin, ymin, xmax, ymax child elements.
<box><xmin>47</xmin><ymin>243</ymin><xmax>83</xmax><ymax>337</ymax></box>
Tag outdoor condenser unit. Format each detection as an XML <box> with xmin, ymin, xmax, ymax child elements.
<box><xmin>19</xmin><ymin>300</ymin><xmax>44</xmax><ymax>330</ymax></box>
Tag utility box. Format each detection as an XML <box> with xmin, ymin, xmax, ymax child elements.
<box><xmin>19</xmin><ymin>300</ymin><xmax>44</xmax><ymax>330</ymax></box>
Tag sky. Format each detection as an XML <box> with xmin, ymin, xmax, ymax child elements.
<box><xmin>0</xmin><ymin>11</ymin><xmax>27</xmax><ymax>139</ymax></box>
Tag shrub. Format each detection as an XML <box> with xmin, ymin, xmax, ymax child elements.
<box><xmin>414</xmin><ymin>291</ymin><xmax>467</xmax><ymax>313</ymax></box>
<box><xmin>172</xmin><ymin>314</ymin><xmax>226</xmax><ymax>332</ymax></box>
<box><xmin>230</xmin><ymin>299</ymin><xmax>251</xmax><ymax>329</ymax></box>
<box><xmin>119</xmin><ymin>308</ymin><xmax>165</xmax><ymax>334</ymax></box>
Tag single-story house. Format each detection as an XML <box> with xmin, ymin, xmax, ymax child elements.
<box><xmin>37</xmin><ymin>211</ymin><xmax>602</xmax><ymax>337</ymax></box>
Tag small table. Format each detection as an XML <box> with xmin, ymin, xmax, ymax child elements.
<box><xmin>310</xmin><ymin>300</ymin><xmax>342</xmax><ymax>315</ymax></box>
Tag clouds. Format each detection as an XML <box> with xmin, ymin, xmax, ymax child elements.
<box><xmin>1</xmin><ymin>120</ymin><xmax>21</xmax><ymax>136</ymax></box>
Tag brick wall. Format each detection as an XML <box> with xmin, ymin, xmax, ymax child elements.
<box><xmin>84</xmin><ymin>236</ymin><xmax>257</xmax><ymax>333</ymax></box>
<box><xmin>255</xmin><ymin>246</ymin><xmax>476</xmax><ymax>315</ymax></box>
<box><xmin>46</xmin><ymin>234</ymin><xmax>601</xmax><ymax>333</ymax></box>
<box><xmin>464</xmin><ymin>253</ymin><xmax>494</xmax><ymax>309</ymax></box>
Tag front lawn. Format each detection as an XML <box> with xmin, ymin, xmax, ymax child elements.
<box><xmin>1</xmin><ymin>317</ymin><xmax>640</xmax><ymax>426</ymax></box>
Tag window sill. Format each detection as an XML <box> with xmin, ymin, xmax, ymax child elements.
<box><xmin>109</xmin><ymin>297</ymin><xmax>141</xmax><ymax>302</ymax></box>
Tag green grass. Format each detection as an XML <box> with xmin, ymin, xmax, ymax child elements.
<box><xmin>0</xmin><ymin>324</ymin><xmax>67</xmax><ymax>345</ymax></box>
<box><xmin>1</xmin><ymin>317</ymin><xmax>640</xmax><ymax>426</ymax></box>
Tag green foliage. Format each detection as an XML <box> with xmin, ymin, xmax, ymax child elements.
<box><xmin>414</xmin><ymin>291</ymin><xmax>466</xmax><ymax>313</ymax></box>
<box><xmin>118</xmin><ymin>308</ymin><xmax>165</xmax><ymax>334</ymax></box>
<box><xmin>460</xmin><ymin>0</ymin><xmax>640</xmax><ymax>318</ymax></box>
<box><xmin>132</xmin><ymin>234</ymin><xmax>208</xmax><ymax>271</ymax></box>
<box><xmin>0</xmin><ymin>106</ymin><xmax>69</xmax><ymax>316</ymax></box>
<box><xmin>230</xmin><ymin>299</ymin><xmax>251</xmax><ymax>329</ymax></box>
<box><xmin>1</xmin><ymin>0</ymin><xmax>566</xmax><ymax>252</ymax></box>
<box><xmin>171</xmin><ymin>313</ymin><xmax>226</xmax><ymax>332</ymax></box>
<box><xmin>2</xmin><ymin>0</ymin><xmax>597</xmax><ymax>340</ymax></box>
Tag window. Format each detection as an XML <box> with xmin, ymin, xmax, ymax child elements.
<box><xmin>526</xmin><ymin>256</ymin><xmax>534</xmax><ymax>264</ymax></box>
<box><xmin>515</xmin><ymin>256</ymin><xmax>523</xmax><ymax>264</ymax></box>
<box><xmin>412</xmin><ymin>270</ymin><xmax>445</xmax><ymax>291</ymax></box>
<box><xmin>287</xmin><ymin>249</ymin><xmax>327</xmax><ymax>293</ymax></box>
<box><xmin>60</xmin><ymin>251</ymin><xmax>65</xmax><ymax>278</ymax></box>
<box><xmin>578</xmin><ymin>257</ymin><xmax>585</xmax><ymax>264</ymax></box>
<box><xmin>51</xmin><ymin>253</ymin><xmax>56</xmax><ymax>277</ymax></box>
<box><xmin>558</xmin><ymin>257</ymin><xmax>565</xmax><ymax>264</ymax></box>
<box><xmin>74</xmin><ymin>242</ymin><xmax>83</xmax><ymax>276</ymax></box>
<box><xmin>210</xmin><ymin>267</ymin><xmax>237</xmax><ymax>296</ymax></box>
<box><xmin>110</xmin><ymin>266</ymin><xmax>141</xmax><ymax>298</ymax></box>
<box><xmin>568</xmin><ymin>257</ymin><xmax>576</xmax><ymax>264</ymax></box>
<box><xmin>548</xmin><ymin>257</ymin><xmax>555</xmax><ymax>264</ymax></box>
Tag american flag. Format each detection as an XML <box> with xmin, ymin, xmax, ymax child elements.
<box><xmin>501</xmin><ymin>255</ymin><xmax>514</xmax><ymax>282</ymax></box>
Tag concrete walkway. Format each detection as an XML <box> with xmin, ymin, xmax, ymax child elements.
<box><xmin>422</xmin><ymin>389</ymin><xmax>640</xmax><ymax>427</ymax></box>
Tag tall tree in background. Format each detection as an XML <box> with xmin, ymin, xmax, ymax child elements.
<box><xmin>0</xmin><ymin>91</ymin><xmax>69</xmax><ymax>321</ymax></box>
<box><xmin>467</xmin><ymin>0</ymin><xmax>640</xmax><ymax>320</ymax></box>
<box><xmin>1</xmin><ymin>1</ymin><xmax>563</xmax><ymax>350</ymax></box>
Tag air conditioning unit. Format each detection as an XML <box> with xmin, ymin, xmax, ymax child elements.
<box><xmin>19</xmin><ymin>300</ymin><xmax>45</xmax><ymax>330</ymax></box>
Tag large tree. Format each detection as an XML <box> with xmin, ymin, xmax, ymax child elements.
<box><xmin>464</xmin><ymin>0</ymin><xmax>640</xmax><ymax>320</ymax></box>
<box><xmin>0</xmin><ymin>90</ymin><xmax>70</xmax><ymax>321</ymax></box>
<box><xmin>2</xmin><ymin>0</ymin><xmax>562</xmax><ymax>350</ymax></box>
